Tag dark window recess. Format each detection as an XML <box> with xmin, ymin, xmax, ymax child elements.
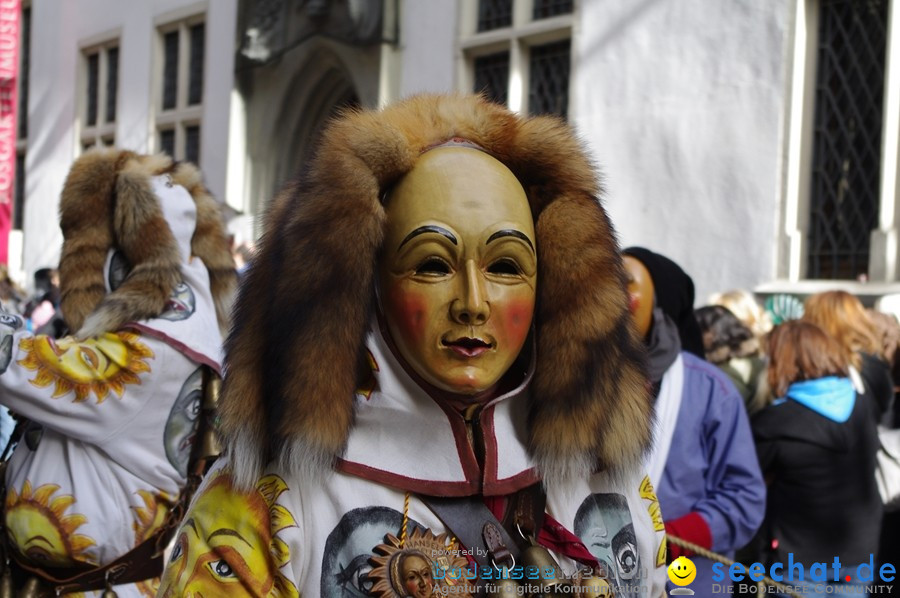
<box><xmin>17</xmin><ymin>6</ymin><xmax>29</xmax><ymax>139</ymax></box>
<box><xmin>162</xmin><ymin>30</ymin><xmax>179</xmax><ymax>110</ymax></box>
<box><xmin>473</xmin><ymin>51</ymin><xmax>510</xmax><ymax>106</ymax></box>
<box><xmin>105</xmin><ymin>46</ymin><xmax>118</xmax><ymax>123</ymax></box>
<box><xmin>477</xmin><ymin>0</ymin><xmax>512</xmax><ymax>32</ymax></box>
<box><xmin>86</xmin><ymin>52</ymin><xmax>99</xmax><ymax>126</ymax></box>
<box><xmin>188</xmin><ymin>23</ymin><xmax>204</xmax><ymax>105</ymax></box>
<box><xmin>13</xmin><ymin>153</ymin><xmax>24</xmax><ymax>230</ymax></box>
<box><xmin>528</xmin><ymin>39</ymin><xmax>570</xmax><ymax>118</ymax></box>
<box><xmin>533</xmin><ymin>0</ymin><xmax>573</xmax><ymax>19</ymax></box>
<box><xmin>807</xmin><ymin>0</ymin><xmax>888</xmax><ymax>280</ymax></box>
<box><xmin>160</xmin><ymin>129</ymin><xmax>176</xmax><ymax>157</ymax></box>
<box><xmin>185</xmin><ymin>125</ymin><xmax>200</xmax><ymax>164</ymax></box>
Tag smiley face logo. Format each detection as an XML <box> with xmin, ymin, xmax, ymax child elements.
<box><xmin>667</xmin><ymin>556</ymin><xmax>696</xmax><ymax>586</ymax></box>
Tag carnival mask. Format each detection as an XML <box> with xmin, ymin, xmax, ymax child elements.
<box><xmin>378</xmin><ymin>147</ymin><xmax>537</xmax><ymax>398</ymax></box>
<box><xmin>622</xmin><ymin>255</ymin><xmax>654</xmax><ymax>340</ymax></box>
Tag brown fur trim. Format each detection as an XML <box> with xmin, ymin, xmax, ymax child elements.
<box><xmin>170</xmin><ymin>161</ymin><xmax>237</xmax><ymax>335</ymax></box>
<box><xmin>59</xmin><ymin>148</ymin><xmax>135</xmax><ymax>334</ymax></box>
<box><xmin>58</xmin><ymin>149</ymin><xmax>234</xmax><ymax>338</ymax></box>
<box><xmin>220</xmin><ymin>94</ymin><xmax>652</xmax><ymax>489</ymax></box>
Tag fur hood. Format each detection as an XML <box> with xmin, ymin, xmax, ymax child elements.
<box><xmin>58</xmin><ymin>148</ymin><xmax>236</xmax><ymax>338</ymax></box>
<box><xmin>221</xmin><ymin>94</ymin><xmax>653</xmax><ymax>490</ymax></box>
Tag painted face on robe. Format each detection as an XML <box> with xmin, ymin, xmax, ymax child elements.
<box><xmin>623</xmin><ymin>255</ymin><xmax>654</xmax><ymax>340</ymax></box>
<box><xmin>378</xmin><ymin>146</ymin><xmax>537</xmax><ymax>400</ymax></box>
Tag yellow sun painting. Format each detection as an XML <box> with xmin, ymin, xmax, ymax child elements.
<box><xmin>158</xmin><ymin>471</ymin><xmax>300</xmax><ymax>597</ymax></box>
<box><xmin>132</xmin><ymin>489</ymin><xmax>175</xmax><ymax>597</ymax></box>
<box><xmin>639</xmin><ymin>475</ymin><xmax>667</xmax><ymax>568</ymax></box>
<box><xmin>17</xmin><ymin>331</ymin><xmax>153</xmax><ymax>403</ymax></box>
<box><xmin>5</xmin><ymin>481</ymin><xmax>97</xmax><ymax>568</ymax></box>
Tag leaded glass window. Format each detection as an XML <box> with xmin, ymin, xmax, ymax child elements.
<box><xmin>86</xmin><ymin>53</ymin><xmax>99</xmax><ymax>126</ymax></box>
<box><xmin>162</xmin><ymin>31</ymin><xmax>179</xmax><ymax>110</ymax></box>
<box><xmin>185</xmin><ymin>125</ymin><xmax>201</xmax><ymax>165</ymax></box>
<box><xmin>477</xmin><ymin>0</ymin><xmax>512</xmax><ymax>32</ymax></box>
<box><xmin>474</xmin><ymin>52</ymin><xmax>510</xmax><ymax>106</ymax></box>
<box><xmin>105</xmin><ymin>46</ymin><xmax>118</xmax><ymax>123</ymax></box>
<box><xmin>160</xmin><ymin>129</ymin><xmax>175</xmax><ymax>158</ymax></box>
<box><xmin>529</xmin><ymin>39</ymin><xmax>570</xmax><ymax>117</ymax></box>
<box><xmin>807</xmin><ymin>0</ymin><xmax>888</xmax><ymax>279</ymax></box>
<box><xmin>533</xmin><ymin>0</ymin><xmax>573</xmax><ymax>19</ymax></box>
<box><xmin>188</xmin><ymin>23</ymin><xmax>205</xmax><ymax>105</ymax></box>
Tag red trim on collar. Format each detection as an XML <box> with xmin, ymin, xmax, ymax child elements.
<box><xmin>334</xmin><ymin>458</ymin><xmax>542</xmax><ymax>497</ymax></box>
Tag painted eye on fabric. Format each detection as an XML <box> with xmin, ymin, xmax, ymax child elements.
<box><xmin>487</xmin><ymin>258</ymin><xmax>522</xmax><ymax>276</ymax></box>
<box><xmin>209</xmin><ymin>558</ymin><xmax>236</xmax><ymax>579</ymax></box>
<box><xmin>168</xmin><ymin>537</ymin><xmax>183</xmax><ymax>562</ymax></box>
<box><xmin>415</xmin><ymin>258</ymin><xmax>451</xmax><ymax>276</ymax></box>
<box><xmin>616</xmin><ymin>542</ymin><xmax>638</xmax><ymax>579</ymax></box>
<box><xmin>337</xmin><ymin>554</ymin><xmax>375</xmax><ymax>596</ymax></box>
<box><xmin>188</xmin><ymin>399</ymin><xmax>201</xmax><ymax>420</ymax></box>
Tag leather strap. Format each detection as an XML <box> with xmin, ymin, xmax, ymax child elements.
<box><xmin>421</xmin><ymin>483</ymin><xmax>547</xmax><ymax>570</ymax></box>
<box><xmin>423</xmin><ymin>494</ymin><xmax>522</xmax><ymax>570</ymax></box>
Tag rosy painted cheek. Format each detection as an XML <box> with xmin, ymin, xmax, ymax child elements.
<box><xmin>498</xmin><ymin>298</ymin><xmax>535</xmax><ymax>350</ymax></box>
<box><xmin>385</xmin><ymin>287</ymin><xmax>429</xmax><ymax>348</ymax></box>
<box><xmin>628</xmin><ymin>294</ymin><xmax>640</xmax><ymax>314</ymax></box>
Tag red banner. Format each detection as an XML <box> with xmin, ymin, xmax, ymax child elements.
<box><xmin>0</xmin><ymin>0</ymin><xmax>19</xmax><ymax>264</ymax></box>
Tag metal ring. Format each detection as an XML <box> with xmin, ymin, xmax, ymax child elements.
<box><xmin>491</xmin><ymin>554</ymin><xmax>516</xmax><ymax>574</ymax></box>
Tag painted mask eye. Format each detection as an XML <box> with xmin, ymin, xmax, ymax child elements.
<box><xmin>487</xmin><ymin>258</ymin><xmax>522</xmax><ymax>276</ymax></box>
<box><xmin>415</xmin><ymin>258</ymin><xmax>451</xmax><ymax>276</ymax></box>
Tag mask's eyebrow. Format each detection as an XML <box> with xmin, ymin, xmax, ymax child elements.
<box><xmin>398</xmin><ymin>225</ymin><xmax>458</xmax><ymax>250</ymax></box>
<box><xmin>486</xmin><ymin>229</ymin><xmax>535</xmax><ymax>254</ymax></box>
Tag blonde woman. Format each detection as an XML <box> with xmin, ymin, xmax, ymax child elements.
<box><xmin>708</xmin><ymin>289</ymin><xmax>773</xmax><ymax>342</ymax></box>
<box><xmin>803</xmin><ymin>290</ymin><xmax>893</xmax><ymax>417</ymax></box>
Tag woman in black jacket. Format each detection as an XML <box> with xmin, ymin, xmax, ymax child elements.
<box><xmin>753</xmin><ymin>321</ymin><xmax>882</xmax><ymax>596</ymax></box>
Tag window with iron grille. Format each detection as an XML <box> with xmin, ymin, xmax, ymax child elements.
<box><xmin>465</xmin><ymin>1</ymin><xmax>573</xmax><ymax>118</ymax></box>
<box><xmin>477</xmin><ymin>0</ymin><xmax>512</xmax><ymax>32</ymax></box>
<box><xmin>533</xmin><ymin>0</ymin><xmax>573</xmax><ymax>20</ymax></box>
<box><xmin>474</xmin><ymin>51</ymin><xmax>510</xmax><ymax>106</ymax></box>
<box><xmin>157</xmin><ymin>16</ymin><xmax>205</xmax><ymax>164</ymax></box>
<box><xmin>160</xmin><ymin>129</ymin><xmax>176</xmax><ymax>159</ymax></box>
<box><xmin>162</xmin><ymin>31</ymin><xmax>179</xmax><ymax>110</ymax></box>
<box><xmin>80</xmin><ymin>41</ymin><xmax>118</xmax><ymax>151</ymax></box>
<box><xmin>188</xmin><ymin>23</ymin><xmax>205</xmax><ymax>105</ymax></box>
<box><xmin>529</xmin><ymin>39</ymin><xmax>570</xmax><ymax>118</ymax></box>
<box><xmin>806</xmin><ymin>0</ymin><xmax>888</xmax><ymax>280</ymax></box>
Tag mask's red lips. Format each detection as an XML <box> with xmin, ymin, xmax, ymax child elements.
<box><xmin>443</xmin><ymin>337</ymin><xmax>492</xmax><ymax>357</ymax></box>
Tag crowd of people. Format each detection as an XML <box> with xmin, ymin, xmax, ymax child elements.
<box><xmin>0</xmin><ymin>94</ymin><xmax>895</xmax><ymax>597</ymax></box>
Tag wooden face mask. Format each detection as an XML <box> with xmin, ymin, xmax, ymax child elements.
<box><xmin>378</xmin><ymin>147</ymin><xmax>537</xmax><ymax>400</ymax></box>
<box><xmin>623</xmin><ymin>255</ymin><xmax>655</xmax><ymax>340</ymax></box>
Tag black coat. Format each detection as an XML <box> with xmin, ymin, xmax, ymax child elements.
<box><xmin>752</xmin><ymin>388</ymin><xmax>883</xmax><ymax>566</ymax></box>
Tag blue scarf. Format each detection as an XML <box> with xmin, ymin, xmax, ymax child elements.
<box><xmin>773</xmin><ymin>376</ymin><xmax>856</xmax><ymax>423</ymax></box>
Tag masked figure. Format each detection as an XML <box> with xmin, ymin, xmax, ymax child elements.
<box><xmin>159</xmin><ymin>94</ymin><xmax>667</xmax><ymax>597</ymax></box>
<box><xmin>0</xmin><ymin>150</ymin><xmax>235</xmax><ymax>596</ymax></box>
<box><xmin>622</xmin><ymin>248</ymin><xmax>765</xmax><ymax>597</ymax></box>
